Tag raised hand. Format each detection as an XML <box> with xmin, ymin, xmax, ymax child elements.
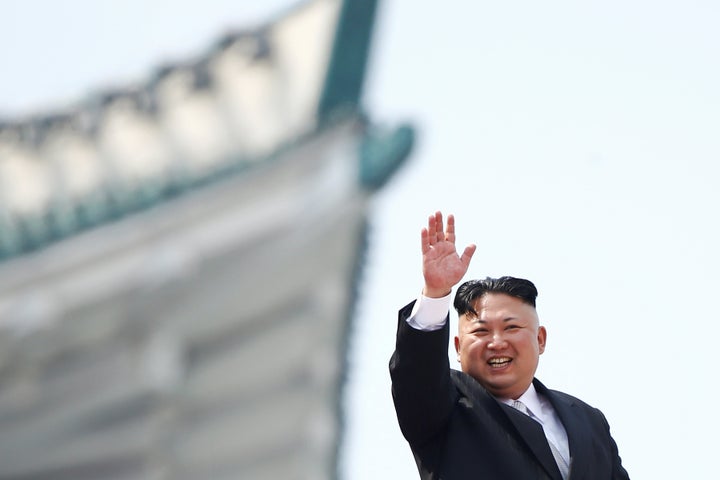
<box><xmin>421</xmin><ymin>212</ymin><xmax>476</xmax><ymax>298</ymax></box>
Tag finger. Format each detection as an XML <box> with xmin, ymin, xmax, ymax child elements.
<box><xmin>434</xmin><ymin>211</ymin><xmax>444</xmax><ymax>242</ymax></box>
<box><xmin>427</xmin><ymin>214</ymin><xmax>436</xmax><ymax>245</ymax></box>
<box><xmin>460</xmin><ymin>244</ymin><xmax>477</xmax><ymax>267</ymax></box>
<box><xmin>421</xmin><ymin>227</ymin><xmax>430</xmax><ymax>254</ymax></box>
<box><xmin>446</xmin><ymin>213</ymin><xmax>456</xmax><ymax>243</ymax></box>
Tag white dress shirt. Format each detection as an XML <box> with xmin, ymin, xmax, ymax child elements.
<box><xmin>500</xmin><ymin>383</ymin><xmax>570</xmax><ymax>467</ymax></box>
<box><xmin>406</xmin><ymin>292</ymin><xmax>570</xmax><ymax>466</ymax></box>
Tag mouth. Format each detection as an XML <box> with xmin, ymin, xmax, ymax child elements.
<box><xmin>487</xmin><ymin>357</ymin><xmax>512</xmax><ymax>369</ymax></box>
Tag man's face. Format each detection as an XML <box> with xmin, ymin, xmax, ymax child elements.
<box><xmin>454</xmin><ymin>293</ymin><xmax>546</xmax><ymax>400</ymax></box>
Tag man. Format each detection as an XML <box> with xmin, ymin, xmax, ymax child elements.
<box><xmin>390</xmin><ymin>212</ymin><xmax>629</xmax><ymax>479</ymax></box>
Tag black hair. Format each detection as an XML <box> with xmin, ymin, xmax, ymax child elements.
<box><xmin>453</xmin><ymin>276</ymin><xmax>538</xmax><ymax>316</ymax></box>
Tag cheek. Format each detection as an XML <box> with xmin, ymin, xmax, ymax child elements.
<box><xmin>460</xmin><ymin>337</ymin><xmax>485</xmax><ymax>357</ymax></box>
<box><xmin>516</xmin><ymin>336</ymin><xmax>541</xmax><ymax>355</ymax></box>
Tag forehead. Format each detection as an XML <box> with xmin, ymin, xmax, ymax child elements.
<box><xmin>465</xmin><ymin>293</ymin><xmax>537</xmax><ymax>322</ymax></box>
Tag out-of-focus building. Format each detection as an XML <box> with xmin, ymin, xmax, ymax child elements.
<box><xmin>0</xmin><ymin>1</ymin><xmax>413</xmax><ymax>478</ymax></box>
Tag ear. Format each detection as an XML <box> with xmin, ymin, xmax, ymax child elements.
<box><xmin>454</xmin><ymin>335</ymin><xmax>461</xmax><ymax>362</ymax></box>
<box><xmin>537</xmin><ymin>326</ymin><xmax>547</xmax><ymax>355</ymax></box>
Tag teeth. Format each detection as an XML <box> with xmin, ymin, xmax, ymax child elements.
<box><xmin>488</xmin><ymin>357</ymin><xmax>511</xmax><ymax>365</ymax></box>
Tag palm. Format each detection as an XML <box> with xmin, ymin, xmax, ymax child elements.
<box><xmin>421</xmin><ymin>212</ymin><xmax>476</xmax><ymax>297</ymax></box>
<box><xmin>424</xmin><ymin>241</ymin><xmax>467</xmax><ymax>288</ymax></box>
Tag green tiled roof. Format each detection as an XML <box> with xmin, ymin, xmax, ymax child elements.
<box><xmin>0</xmin><ymin>0</ymin><xmax>414</xmax><ymax>262</ymax></box>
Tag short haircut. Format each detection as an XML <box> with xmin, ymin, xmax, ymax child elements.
<box><xmin>453</xmin><ymin>276</ymin><xmax>538</xmax><ymax>316</ymax></box>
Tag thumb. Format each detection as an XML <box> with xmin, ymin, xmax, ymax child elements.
<box><xmin>460</xmin><ymin>244</ymin><xmax>476</xmax><ymax>267</ymax></box>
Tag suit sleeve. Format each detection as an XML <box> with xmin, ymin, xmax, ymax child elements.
<box><xmin>389</xmin><ymin>300</ymin><xmax>456</xmax><ymax>447</ymax></box>
<box><xmin>598</xmin><ymin>409</ymin><xmax>631</xmax><ymax>480</ymax></box>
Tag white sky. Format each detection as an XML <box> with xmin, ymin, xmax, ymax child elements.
<box><xmin>3</xmin><ymin>1</ymin><xmax>720</xmax><ymax>479</ymax></box>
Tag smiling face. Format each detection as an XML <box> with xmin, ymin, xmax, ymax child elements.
<box><xmin>454</xmin><ymin>292</ymin><xmax>547</xmax><ymax>400</ymax></box>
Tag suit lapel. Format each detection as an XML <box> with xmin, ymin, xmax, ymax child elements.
<box><xmin>501</xmin><ymin>403</ymin><xmax>564</xmax><ymax>480</ymax></box>
<box><xmin>452</xmin><ymin>372</ymin><xmax>562</xmax><ymax>480</ymax></box>
<box><xmin>535</xmin><ymin>379</ymin><xmax>591</xmax><ymax>480</ymax></box>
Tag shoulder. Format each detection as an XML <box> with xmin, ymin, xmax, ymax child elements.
<box><xmin>546</xmin><ymin>388</ymin><xmax>592</xmax><ymax>408</ymax></box>
<box><xmin>540</xmin><ymin>383</ymin><xmax>615</xmax><ymax>431</ymax></box>
<box><xmin>535</xmin><ymin>379</ymin><xmax>609</xmax><ymax>418</ymax></box>
<box><xmin>535</xmin><ymin>378</ymin><xmax>593</xmax><ymax>408</ymax></box>
<box><xmin>449</xmin><ymin>369</ymin><xmax>499</xmax><ymax>406</ymax></box>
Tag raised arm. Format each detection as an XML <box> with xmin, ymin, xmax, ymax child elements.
<box><xmin>422</xmin><ymin>211</ymin><xmax>476</xmax><ymax>298</ymax></box>
<box><xmin>390</xmin><ymin>212</ymin><xmax>477</xmax><ymax>448</ymax></box>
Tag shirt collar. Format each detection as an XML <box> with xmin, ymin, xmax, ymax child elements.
<box><xmin>499</xmin><ymin>383</ymin><xmax>545</xmax><ymax>424</ymax></box>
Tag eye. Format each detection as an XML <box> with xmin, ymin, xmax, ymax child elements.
<box><xmin>471</xmin><ymin>328</ymin><xmax>489</xmax><ymax>336</ymax></box>
<box><xmin>505</xmin><ymin>324</ymin><xmax>521</xmax><ymax>331</ymax></box>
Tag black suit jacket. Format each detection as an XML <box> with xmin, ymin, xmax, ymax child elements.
<box><xmin>390</xmin><ymin>300</ymin><xmax>629</xmax><ymax>479</ymax></box>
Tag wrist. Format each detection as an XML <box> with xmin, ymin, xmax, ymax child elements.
<box><xmin>423</xmin><ymin>286</ymin><xmax>452</xmax><ymax>298</ymax></box>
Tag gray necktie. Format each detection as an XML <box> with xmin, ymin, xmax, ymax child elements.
<box><xmin>511</xmin><ymin>400</ymin><xmax>570</xmax><ymax>480</ymax></box>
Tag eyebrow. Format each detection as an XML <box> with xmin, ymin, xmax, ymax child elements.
<box><xmin>471</xmin><ymin>316</ymin><xmax>519</xmax><ymax>324</ymax></box>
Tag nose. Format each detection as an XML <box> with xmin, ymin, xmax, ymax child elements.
<box><xmin>487</xmin><ymin>331</ymin><xmax>507</xmax><ymax>349</ymax></box>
